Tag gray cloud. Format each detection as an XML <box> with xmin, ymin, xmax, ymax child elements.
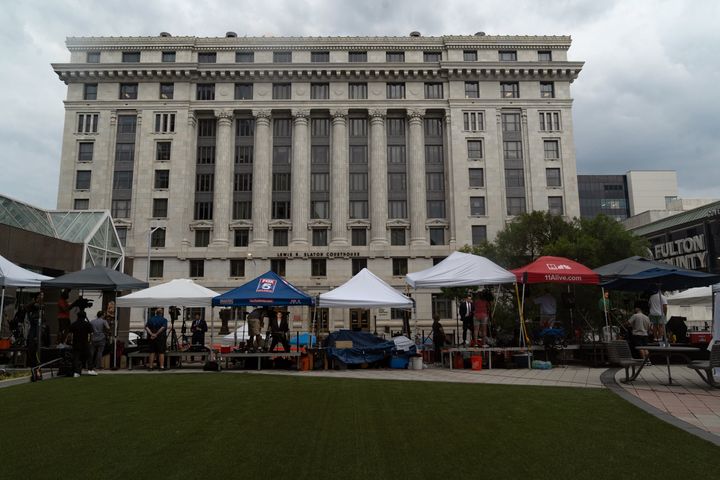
<box><xmin>1</xmin><ymin>0</ymin><xmax>717</xmax><ymax>208</ymax></box>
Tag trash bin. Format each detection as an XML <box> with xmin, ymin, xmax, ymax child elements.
<box><xmin>410</xmin><ymin>356</ymin><xmax>423</xmax><ymax>370</ymax></box>
<box><xmin>471</xmin><ymin>355</ymin><xmax>483</xmax><ymax>370</ymax></box>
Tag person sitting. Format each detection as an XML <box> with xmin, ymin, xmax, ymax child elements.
<box><xmin>268</xmin><ymin>310</ymin><xmax>290</xmax><ymax>353</ymax></box>
<box><xmin>145</xmin><ymin>308</ymin><xmax>168</xmax><ymax>370</ymax></box>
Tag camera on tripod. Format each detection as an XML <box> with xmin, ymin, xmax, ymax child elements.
<box><xmin>71</xmin><ymin>296</ymin><xmax>94</xmax><ymax>312</ymax></box>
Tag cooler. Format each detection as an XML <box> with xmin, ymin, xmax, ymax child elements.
<box><xmin>689</xmin><ymin>332</ymin><xmax>712</xmax><ymax>344</ymax></box>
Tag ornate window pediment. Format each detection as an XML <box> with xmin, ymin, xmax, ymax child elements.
<box><xmin>425</xmin><ymin>219</ymin><xmax>449</xmax><ymax>229</ymax></box>
<box><xmin>386</xmin><ymin>219</ymin><xmax>410</xmax><ymax>229</ymax></box>
<box><xmin>268</xmin><ymin>219</ymin><xmax>292</xmax><ymax>230</ymax></box>
<box><xmin>189</xmin><ymin>220</ymin><xmax>213</xmax><ymax>231</ymax></box>
<box><xmin>307</xmin><ymin>219</ymin><xmax>332</xmax><ymax>230</ymax></box>
<box><xmin>229</xmin><ymin>220</ymin><xmax>253</xmax><ymax>230</ymax></box>
<box><xmin>346</xmin><ymin>219</ymin><xmax>371</xmax><ymax>230</ymax></box>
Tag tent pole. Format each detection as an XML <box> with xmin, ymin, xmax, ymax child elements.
<box><xmin>601</xmin><ymin>287</ymin><xmax>610</xmax><ymax>339</ymax></box>
<box><xmin>311</xmin><ymin>300</ymin><xmax>318</xmax><ymax>348</ymax></box>
<box><xmin>234</xmin><ymin>308</ymin><xmax>238</xmax><ymax>347</ymax></box>
<box><xmin>0</xmin><ymin>287</ymin><xmax>5</xmax><ymax>336</ymax></box>
<box><xmin>210</xmin><ymin>306</ymin><xmax>214</xmax><ymax>348</ymax></box>
<box><xmin>112</xmin><ymin>291</ymin><xmax>118</xmax><ymax>369</ymax></box>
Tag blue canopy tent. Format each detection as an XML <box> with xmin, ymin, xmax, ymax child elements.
<box><xmin>211</xmin><ymin>271</ymin><xmax>314</xmax><ymax>347</ymax></box>
<box><xmin>600</xmin><ymin>267</ymin><xmax>720</xmax><ymax>292</ymax></box>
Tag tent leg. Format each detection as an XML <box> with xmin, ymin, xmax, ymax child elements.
<box><xmin>0</xmin><ymin>287</ymin><xmax>5</xmax><ymax>336</ymax></box>
<box><xmin>210</xmin><ymin>307</ymin><xmax>214</xmax><ymax>357</ymax></box>
<box><xmin>112</xmin><ymin>291</ymin><xmax>118</xmax><ymax>369</ymax></box>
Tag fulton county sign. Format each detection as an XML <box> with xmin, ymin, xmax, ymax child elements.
<box><xmin>651</xmin><ymin>234</ymin><xmax>708</xmax><ymax>269</ymax></box>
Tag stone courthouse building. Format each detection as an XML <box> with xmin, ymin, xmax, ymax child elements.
<box><xmin>52</xmin><ymin>32</ymin><xmax>583</xmax><ymax>333</ymax></box>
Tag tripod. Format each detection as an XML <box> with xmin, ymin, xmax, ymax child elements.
<box><xmin>169</xmin><ymin>319</ymin><xmax>180</xmax><ymax>351</ymax></box>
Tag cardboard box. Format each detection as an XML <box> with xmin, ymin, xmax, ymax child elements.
<box><xmin>335</xmin><ymin>340</ymin><xmax>353</xmax><ymax>349</ymax></box>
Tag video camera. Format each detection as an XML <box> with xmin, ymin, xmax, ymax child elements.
<box><xmin>71</xmin><ymin>296</ymin><xmax>94</xmax><ymax>311</ymax></box>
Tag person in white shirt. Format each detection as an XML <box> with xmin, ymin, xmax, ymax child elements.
<box><xmin>648</xmin><ymin>290</ymin><xmax>668</xmax><ymax>342</ymax></box>
<box><xmin>534</xmin><ymin>292</ymin><xmax>557</xmax><ymax>328</ymax></box>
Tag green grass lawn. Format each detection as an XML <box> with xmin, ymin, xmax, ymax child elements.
<box><xmin>0</xmin><ymin>373</ymin><xmax>716</xmax><ymax>479</ymax></box>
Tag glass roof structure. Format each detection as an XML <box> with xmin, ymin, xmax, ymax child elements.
<box><xmin>0</xmin><ymin>195</ymin><xmax>124</xmax><ymax>270</ymax></box>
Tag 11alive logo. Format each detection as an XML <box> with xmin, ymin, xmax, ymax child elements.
<box><xmin>256</xmin><ymin>278</ymin><xmax>277</xmax><ymax>293</ymax></box>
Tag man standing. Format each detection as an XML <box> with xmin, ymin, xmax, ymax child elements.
<box><xmin>458</xmin><ymin>294</ymin><xmax>474</xmax><ymax>346</ymax></box>
<box><xmin>146</xmin><ymin>308</ymin><xmax>168</xmax><ymax>370</ymax></box>
<box><xmin>190</xmin><ymin>312</ymin><xmax>208</xmax><ymax>347</ymax></box>
<box><xmin>89</xmin><ymin>310</ymin><xmax>110</xmax><ymax>370</ymax></box>
<box><xmin>648</xmin><ymin>289</ymin><xmax>668</xmax><ymax>343</ymax></box>
<box><xmin>57</xmin><ymin>289</ymin><xmax>71</xmax><ymax>346</ymax></box>
<box><xmin>268</xmin><ymin>309</ymin><xmax>290</xmax><ymax>353</ymax></box>
<box><xmin>534</xmin><ymin>291</ymin><xmax>557</xmax><ymax>329</ymax></box>
<box><xmin>628</xmin><ymin>305</ymin><xmax>652</xmax><ymax>364</ymax></box>
<box><xmin>69</xmin><ymin>310</ymin><xmax>96</xmax><ymax>377</ymax></box>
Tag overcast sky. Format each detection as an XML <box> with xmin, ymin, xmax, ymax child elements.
<box><xmin>1</xmin><ymin>0</ymin><xmax>718</xmax><ymax>209</ymax></box>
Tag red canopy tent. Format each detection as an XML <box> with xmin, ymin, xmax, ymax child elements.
<box><xmin>510</xmin><ymin>256</ymin><xmax>601</xmax><ymax>350</ymax></box>
<box><xmin>511</xmin><ymin>256</ymin><xmax>600</xmax><ymax>285</ymax></box>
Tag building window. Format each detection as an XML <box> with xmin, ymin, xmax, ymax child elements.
<box><xmin>539</xmin><ymin>111</ymin><xmax>561</xmax><ymax>131</ymax></box>
<box><xmin>505</xmin><ymin>169</ymin><xmax>525</xmax><ymax>187</ymax></box>
<box><xmin>386</xmin><ymin>51</ymin><xmax>405</xmax><ymax>62</ymax></box>
<box><xmin>161</xmin><ymin>51</ymin><xmax>176</xmax><ymax>63</ymax></box>
<box><xmin>154</xmin><ymin>170</ymin><xmax>170</xmax><ymax>189</ymax></box>
<box><xmin>432</xmin><ymin>294</ymin><xmax>451</xmax><ymax>319</ymax></box>
<box><xmin>311</xmin><ymin>83</ymin><xmax>329</xmax><ymax>99</ymax></box>
<box><xmin>546</xmin><ymin>168</ymin><xmax>562</xmax><ymax>187</ymax></box>
<box><xmin>198</xmin><ymin>52</ymin><xmax>216</xmax><ymax>63</ymax></box>
<box><xmin>351</xmin><ymin>258</ymin><xmax>367</xmax><ymax>276</ymax></box>
<box><xmin>427</xmin><ymin>200</ymin><xmax>445</xmax><ymax>218</ymax></box>
<box><xmin>115</xmin><ymin>144</ymin><xmax>135</xmax><ymax>162</ymax></box>
<box><xmin>116</xmin><ymin>227</ymin><xmax>127</xmax><ymax>246</ymax></box>
<box><xmin>424</xmin><ymin>83</ymin><xmax>443</xmax><ymax>99</ymax></box>
<box><xmin>197</xmin><ymin>145</ymin><xmax>216</xmax><ymax>164</ymax></box>
<box><xmin>424</xmin><ymin>118</ymin><xmax>443</xmax><ymax>136</ymax></box>
<box><xmin>390</xmin><ymin>228</ymin><xmax>406</xmax><ymax>246</ymax></box>
<box><xmin>471</xmin><ymin>226</ymin><xmax>487</xmax><ymax>246</ymax></box>
<box><xmin>122</xmin><ymin>51</ymin><xmax>140</xmax><ymax>62</ymax></box>
<box><xmin>272</xmin><ymin>173</ymin><xmax>291</xmax><ymax>192</ymax></box>
<box><xmin>83</xmin><ymin>83</ymin><xmax>97</xmax><ymax>100</ymax></box>
<box><xmin>392</xmin><ymin>258</ymin><xmax>408</xmax><ymax>276</ymax></box>
<box><xmin>388</xmin><ymin>173</ymin><xmax>406</xmax><ymax>192</ymax></box>
<box><xmin>194</xmin><ymin>201</ymin><xmax>213</xmax><ymax>220</ymax></box>
<box><xmin>540</xmin><ymin>82</ymin><xmax>555</xmax><ymax>98</ymax></box>
<box><xmin>273</xmin><ymin>118</ymin><xmax>292</xmax><ymax>137</ymax></box>
<box><xmin>425</xmin><ymin>145</ymin><xmax>443</xmax><ymax>164</ymax></box>
<box><xmin>351</xmin><ymin>229</ymin><xmax>367</xmax><ymax>246</ymax></box>
<box><xmin>349</xmin><ymin>201</ymin><xmax>368</xmax><ymax>219</ymax></box>
<box><xmin>544</xmin><ymin>140</ymin><xmax>560</xmax><ymax>160</ymax></box>
<box><xmin>312</xmin><ymin>229</ymin><xmax>328</xmax><ymax>246</ymax></box>
<box><xmin>198</xmin><ymin>118</ymin><xmax>216</xmax><ymax>137</ymax></box>
<box><xmin>86</xmin><ymin>51</ymin><xmax>100</xmax><ymax>63</ymax></box>
<box><xmin>538</xmin><ymin>50</ymin><xmax>552</xmax><ymax>62</ymax></box>
<box><xmin>189</xmin><ymin>259</ymin><xmax>204</xmax><ymax>278</ymax></box>
<box><xmin>119</xmin><ymin>83</ymin><xmax>138</xmax><ymax>100</ymax></box>
<box><xmin>387</xmin><ymin>145</ymin><xmax>406</xmax><ymax>164</ymax></box>
<box><xmin>234</xmin><ymin>173</ymin><xmax>253</xmax><ymax>191</ymax></box>
<box><xmin>463</xmin><ymin>111</ymin><xmax>484</xmax><ymax>131</ymax></box>
<box><xmin>348</xmin><ymin>51</ymin><xmax>367</xmax><ymax>62</ymax></box>
<box><xmin>112</xmin><ymin>171</ymin><xmax>133</xmax><ymax>189</ymax></box>
<box><xmin>311</xmin><ymin>118</ymin><xmax>330</xmax><ymax>136</ymax></box>
<box><xmin>386</xmin><ymin>83</ymin><xmax>405</xmax><ymax>99</ymax></box>
<box><xmin>311</xmin><ymin>51</ymin><xmax>330</xmax><ymax>62</ymax></box>
<box><xmin>272</xmin><ymin>201</ymin><xmax>290</xmax><ymax>219</ymax></box>
<box><xmin>156</xmin><ymin>141</ymin><xmax>171</xmax><ymax>161</ymax></box>
<box><xmin>111</xmin><ymin>199</ymin><xmax>131</xmax><ymax>218</ymax></box>
<box><xmin>500</xmin><ymin>82</ymin><xmax>519</xmax><ymax>98</ymax></box>
<box><xmin>311</xmin><ymin>173</ymin><xmax>329</xmax><ymax>192</ymax></box>
<box><xmin>152</xmin><ymin>198</ymin><xmax>168</xmax><ymax>218</ymax></box>
<box><xmin>469</xmin><ymin>168</ymin><xmax>484</xmax><ymax>187</ymax></box>
<box><xmin>386</xmin><ymin>118</ymin><xmax>405</xmax><ymax>136</ymax></box>
<box><xmin>195</xmin><ymin>173</ymin><xmax>214</xmax><ymax>192</ymax></box>
<box><xmin>502</xmin><ymin>112</ymin><xmax>521</xmax><ymax>132</ymax></box>
<box><xmin>463</xmin><ymin>50</ymin><xmax>478</xmax><ymax>61</ymax></box>
<box><xmin>236</xmin><ymin>51</ymin><xmax>254</xmax><ymax>63</ymax></box>
<box><xmin>388</xmin><ymin>201</ymin><xmax>407</xmax><ymax>219</ymax></box>
<box><xmin>273</xmin><ymin>51</ymin><xmax>292</xmax><ymax>63</ymax></box>
<box><xmin>194</xmin><ymin>229</ymin><xmax>210</xmax><ymax>247</ymax></box>
<box><xmin>467</xmin><ymin>140</ymin><xmax>483</xmax><ymax>159</ymax></box>
<box><xmin>548</xmin><ymin>196</ymin><xmax>564</xmax><ymax>215</ymax></box>
<box><xmin>349</xmin><ymin>83</ymin><xmax>368</xmax><ymax>99</ymax></box>
<box><xmin>230</xmin><ymin>259</ymin><xmax>245</xmax><ymax>277</ymax></box>
<box><xmin>464</xmin><ymin>81</ymin><xmax>479</xmax><ymax>99</ymax></box>
<box><xmin>429</xmin><ymin>228</ymin><xmax>445</xmax><ymax>246</ymax></box>
<box><xmin>426</xmin><ymin>172</ymin><xmax>444</xmax><ymax>192</ymax></box>
<box><xmin>196</xmin><ymin>84</ymin><xmax>215</xmax><ymax>101</ymax></box>
<box><xmin>349</xmin><ymin>173</ymin><xmax>368</xmax><ymax>193</ymax></box>
<box><xmin>236</xmin><ymin>119</ymin><xmax>255</xmax><ymax>137</ymax></box>
<box><xmin>159</xmin><ymin>83</ymin><xmax>174</xmax><ymax>100</ymax></box>
<box><xmin>349</xmin><ymin>118</ymin><xmax>367</xmax><ymax>137</ymax></box>
<box><xmin>234</xmin><ymin>229</ymin><xmax>249</xmax><ymax>247</ymax></box>
<box><xmin>148</xmin><ymin>260</ymin><xmax>164</xmax><ymax>278</ymax></box>
<box><xmin>311</xmin><ymin>201</ymin><xmax>329</xmax><ymax>219</ymax></box>
<box><xmin>233</xmin><ymin>201</ymin><xmax>252</xmax><ymax>220</ymax></box>
<box><xmin>270</xmin><ymin>259</ymin><xmax>286</xmax><ymax>277</ymax></box>
<box><xmin>272</xmin><ymin>83</ymin><xmax>291</xmax><ymax>100</ymax></box>
<box><xmin>78</xmin><ymin>142</ymin><xmax>94</xmax><ymax>162</ymax></box>
<box><xmin>74</xmin><ymin>199</ymin><xmax>89</xmax><ymax>210</ymax></box>
<box><xmin>423</xmin><ymin>51</ymin><xmax>441</xmax><ymax>62</ymax></box>
<box><xmin>235</xmin><ymin>83</ymin><xmax>253</xmax><ymax>100</ymax></box>
<box><xmin>507</xmin><ymin>197</ymin><xmax>526</xmax><ymax>216</ymax></box>
<box><xmin>349</xmin><ymin>145</ymin><xmax>367</xmax><ymax>164</ymax></box>
<box><xmin>311</xmin><ymin>259</ymin><xmax>327</xmax><ymax>277</ymax></box>
<box><xmin>470</xmin><ymin>196</ymin><xmax>486</xmax><ymax>216</ymax></box>
<box><xmin>503</xmin><ymin>141</ymin><xmax>523</xmax><ymax>160</ymax></box>
<box><xmin>499</xmin><ymin>50</ymin><xmax>517</xmax><ymax>61</ymax></box>
<box><xmin>154</xmin><ymin>113</ymin><xmax>176</xmax><ymax>133</ymax></box>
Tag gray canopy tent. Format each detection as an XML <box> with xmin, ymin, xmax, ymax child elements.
<box><xmin>41</xmin><ymin>266</ymin><xmax>148</xmax><ymax>367</ymax></box>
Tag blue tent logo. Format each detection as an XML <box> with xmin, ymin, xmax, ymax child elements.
<box><xmin>257</xmin><ymin>278</ymin><xmax>277</xmax><ymax>293</ymax></box>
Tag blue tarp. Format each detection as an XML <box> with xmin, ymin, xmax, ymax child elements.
<box><xmin>212</xmin><ymin>271</ymin><xmax>315</xmax><ymax>307</ymax></box>
<box><xmin>289</xmin><ymin>333</ymin><xmax>317</xmax><ymax>345</ymax></box>
<box><xmin>325</xmin><ymin>330</ymin><xmax>400</xmax><ymax>365</ymax></box>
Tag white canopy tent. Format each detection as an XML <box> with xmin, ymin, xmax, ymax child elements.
<box><xmin>667</xmin><ymin>286</ymin><xmax>713</xmax><ymax>307</ymax></box>
<box><xmin>405</xmin><ymin>251</ymin><xmax>516</xmax><ymax>288</ymax></box>
<box><xmin>116</xmin><ymin>278</ymin><xmax>219</xmax><ymax>308</ymax></box>
<box><xmin>318</xmin><ymin>268</ymin><xmax>413</xmax><ymax>308</ymax></box>
<box><xmin>0</xmin><ymin>254</ymin><xmax>53</xmax><ymax>337</ymax></box>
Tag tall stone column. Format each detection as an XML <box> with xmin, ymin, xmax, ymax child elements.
<box><xmin>407</xmin><ymin>109</ymin><xmax>428</xmax><ymax>247</ymax></box>
<box><xmin>443</xmin><ymin>110</ymin><xmax>456</xmax><ymax>248</ymax></box>
<box><xmin>180</xmin><ymin>111</ymin><xmax>197</xmax><ymax>253</ymax></box>
<box><xmin>251</xmin><ymin>110</ymin><xmax>272</xmax><ymax>247</ymax></box>
<box><xmin>291</xmin><ymin>110</ymin><xmax>310</xmax><ymax>246</ymax></box>
<box><xmin>211</xmin><ymin>109</ymin><xmax>234</xmax><ymax>248</ymax></box>
<box><xmin>330</xmin><ymin>109</ymin><xmax>349</xmax><ymax>247</ymax></box>
<box><xmin>369</xmin><ymin>109</ymin><xmax>388</xmax><ymax>248</ymax></box>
